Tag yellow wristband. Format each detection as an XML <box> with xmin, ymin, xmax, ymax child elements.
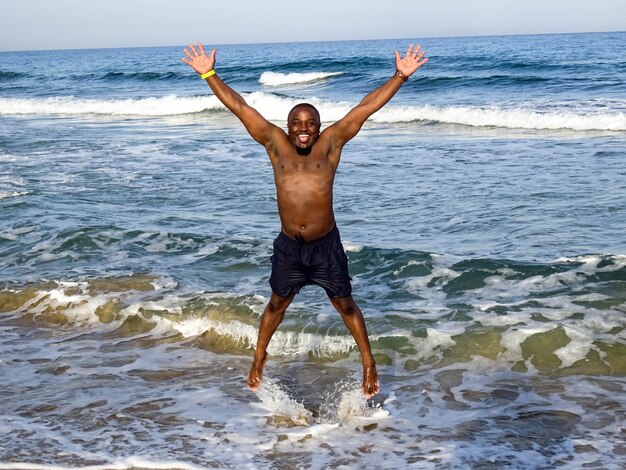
<box><xmin>200</xmin><ymin>70</ymin><xmax>216</xmax><ymax>79</ymax></box>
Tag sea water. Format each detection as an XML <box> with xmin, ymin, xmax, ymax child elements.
<box><xmin>1</xmin><ymin>32</ymin><xmax>625</xmax><ymax>469</ymax></box>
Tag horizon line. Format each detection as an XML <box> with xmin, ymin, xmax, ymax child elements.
<box><xmin>0</xmin><ymin>29</ymin><xmax>624</xmax><ymax>54</ymax></box>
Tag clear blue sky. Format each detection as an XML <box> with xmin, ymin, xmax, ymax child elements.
<box><xmin>1</xmin><ymin>0</ymin><xmax>624</xmax><ymax>51</ymax></box>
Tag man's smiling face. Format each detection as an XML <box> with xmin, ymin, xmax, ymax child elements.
<box><xmin>287</xmin><ymin>104</ymin><xmax>321</xmax><ymax>153</ymax></box>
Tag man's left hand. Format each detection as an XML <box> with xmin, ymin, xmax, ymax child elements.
<box><xmin>394</xmin><ymin>44</ymin><xmax>428</xmax><ymax>78</ymax></box>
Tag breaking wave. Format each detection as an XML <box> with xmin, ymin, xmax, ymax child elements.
<box><xmin>1</xmin><ymin>94</ymin><xmax>624</xmax><ymax>131</ymax></box>
<box><xmin>259</xmin><ymin>71</ymin><xmax>343</xmax><ymax>86</ymax></box>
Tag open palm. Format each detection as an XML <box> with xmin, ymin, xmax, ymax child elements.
<box><xmin>395</xmin><ymin>44</ymin><xmax>428</xmax><ymax>77</ymax></box>
<box><xmin>182</xmin><ymin>43</ymin><xmax>216</xmax><ymax>75</ymax></box>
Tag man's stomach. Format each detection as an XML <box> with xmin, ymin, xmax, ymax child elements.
<box><xmin>276</xmin><ymin>202</ymin><xmax>335</xmax><ymax>242</ymax></box>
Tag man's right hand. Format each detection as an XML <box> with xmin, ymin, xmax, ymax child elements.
<box><xmin>182</xmin><ymin>43</ymin><xmax>216</xmax><ymax>76</ymax></box>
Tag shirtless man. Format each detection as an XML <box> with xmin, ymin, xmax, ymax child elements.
<box><xmin>182</xmin><ymin>42</ymin><xmax>427</xmax><ymax>398</ymax></box>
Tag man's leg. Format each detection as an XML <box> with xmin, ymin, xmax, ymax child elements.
<box><xmin>329</xmin><ymin>295</ymin><xmax>379</xmax><ymax>398</ymax></box>
<box><xmin>247</xmin><ymin>291</ymin><xmax>295</xmax><ymax>391</ymax></box>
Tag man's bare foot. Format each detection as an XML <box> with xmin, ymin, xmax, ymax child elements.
<box><xmin>246</xmin><ymin>353</ymin><xmax>267</xmax><ymax>391</ymax></box>
<box><xmin>363</xmin><ymin>364</ymin><xmax>380</xmax><ymax>398</ymax></box>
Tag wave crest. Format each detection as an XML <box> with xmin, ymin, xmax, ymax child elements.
<box><xmin>259</xmin><ymin>71</ymin><xmax>343</xmax><ymax>86</ymax></box>
<box><xmin>1</xmin><ymin>94</ymin><xmax>624</xmax><ymax>131</ymax></box>
<box><xmin>377</xmin><ymin>104</ymin><xmax>626</xmax><ymax>131</ymax></box>
<box><xmin>0</xmin><ymin>95</ymin><xmax>223</xmax><ymax>116</ymax></box>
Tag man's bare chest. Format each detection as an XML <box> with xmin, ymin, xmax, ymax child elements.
<box><xmin>278</xmin><ymin>157</ymin><xmax>328</xmax><ymax>174</ymax></box>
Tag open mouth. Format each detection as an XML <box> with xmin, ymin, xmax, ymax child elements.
<box><xmin>298</xmin><ymin>134</ymin><xmax>311</xmax><ymax>144</ymax></box>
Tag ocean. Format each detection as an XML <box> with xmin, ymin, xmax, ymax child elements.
<box><xmin>1</xmin><ymin>32</ymin><xmax>625</xmax><ymax>469</ymax></box>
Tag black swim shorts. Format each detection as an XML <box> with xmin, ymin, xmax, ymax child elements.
<box><xmin>269</xmin><ymin>226</ymin><xmax>352</xmax><ymax>299</ymax></box>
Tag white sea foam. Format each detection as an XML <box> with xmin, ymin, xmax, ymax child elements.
<box><xmin>21</xmin><ymin>282</ymin><xmax>110</xmax><ymax>324</ymax></box>
<box><xmin>480</xmin><ymin>258</ymin><xmax>603</xmax><ymax>301</ymax></box>
<box><xmin>259</xmin><ymin>71</ymin><xmax>343</xmax><ymax>86</ymax></box>
<box><xmin>0</xmin><ymin>458</ymin><xmax>206</xmax><ymax>470</ymax></box>
<box><xmin>554</xmin><ymin>326</ymin><xmax>595</xmax><ymax>369</ymax></box>
<box><xmin>342</xmin><ymin>241</ymin><xmax>363</xmax><ymax>252</ymax></box>
<box><xmin>171</xmin><ymin>316</ymin><xmax>357</xmax><ymax>357</ymax></box>
<box><xmin>0</xmin><ymin>95</ymin><xmax>224</xmax><ymax>116</ymax></box>
<box><xmin>558</xmin><ymin>254</ymin><xmax>626</xmax><ymax>272</ymax></box>
<box><xmin>404</xmin><ymin>328</ymin><xmax>457</xmax><ymax>363</ymax></box>
<box><xmin>499</xmin><ymin>325</ymin><xmax>555</xmax><ymax>364</ymax></box>
<box><xmin>0</xmin><ymin>190</ymin><xmax>30</xmax><ymax>199</ymax></box>
<box><xmin>2</xmin><ymin>94</ymin><xmax>624</xmax><ymax>131</ymax></box>
<box><xmin>374</xmin><ymin>104</ymin><xmax>626</xmax><ymax>131</ymax></box>
<box><xmin>407</xmin><ymin>264</ymin><xmax>462</xmax><ymax>291</ymax></box>
<box><xmin>0</xmin><ymin>225</ymin><xmax>36</xmax><ymax>241</ymax></box>
<box><xmin>582</xmin><ymin>311</ymin><xmax>624</xmax><ymax>334</ymax></box>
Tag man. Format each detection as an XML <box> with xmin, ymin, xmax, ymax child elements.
<box><xmin>182</xmin><ymin>42</ymin><xmax>427</xmax><ymax>398</ymax></box>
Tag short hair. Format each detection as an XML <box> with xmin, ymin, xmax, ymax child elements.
<box><xmin>288</xmin><ymin>103</ymin><xmax>320</xmax><ymax>123</ymax></box>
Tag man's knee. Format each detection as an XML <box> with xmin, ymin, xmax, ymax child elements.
<box><xmin>331</xmin><ymin>295</ymin><xmax>359</xmax><ymax>316</ymax></box>
<box><xmin>267</xmin><ymin>292</ymin><xmax>292</xmax><ymax>314</ymax></box>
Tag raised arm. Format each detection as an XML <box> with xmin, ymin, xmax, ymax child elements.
<box><xmin>182</xmin><ymin>43</ymin><xmax>281</xmax><ymax>148</ymax></box>
<box><xmin>327</xmin><ymin>44</ymin><xmax>428</xmax><ymax>150</ymax></box>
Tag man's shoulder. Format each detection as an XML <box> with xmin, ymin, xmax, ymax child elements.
<box><xmin>319</xmin><ymin>126</ymin><xmax>345</xmax><ymax>155</ymax></box>
<box><xmin>264</xmin><ymin>127</ymin><xmax>288</xmax><ymax>151</ymax></box>
<box><xmin>317</xmin><ymin>129</ymin><xmax>335</xmax><ymax>146</ymax></box>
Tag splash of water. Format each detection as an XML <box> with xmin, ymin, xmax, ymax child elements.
<box><xmin>319</xmin><ymin>380</ymin><xmax>389</xmax><ymax>424</ymax></box>
<box><xmin>255</xmin><ymin>378</ymin><xmax>312</xmax><ymax>426</ymax></box>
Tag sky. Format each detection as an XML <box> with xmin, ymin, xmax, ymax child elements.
<box><xmin>0</xmin><ymin>0</ymin><xmax>625</xmax><ymax>51</ymax></box>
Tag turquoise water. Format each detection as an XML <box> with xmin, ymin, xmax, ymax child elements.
<box><xmin>1</xmin><ymin>33</ymin><xmax>625</xmax><ymax>469</ymax></box>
